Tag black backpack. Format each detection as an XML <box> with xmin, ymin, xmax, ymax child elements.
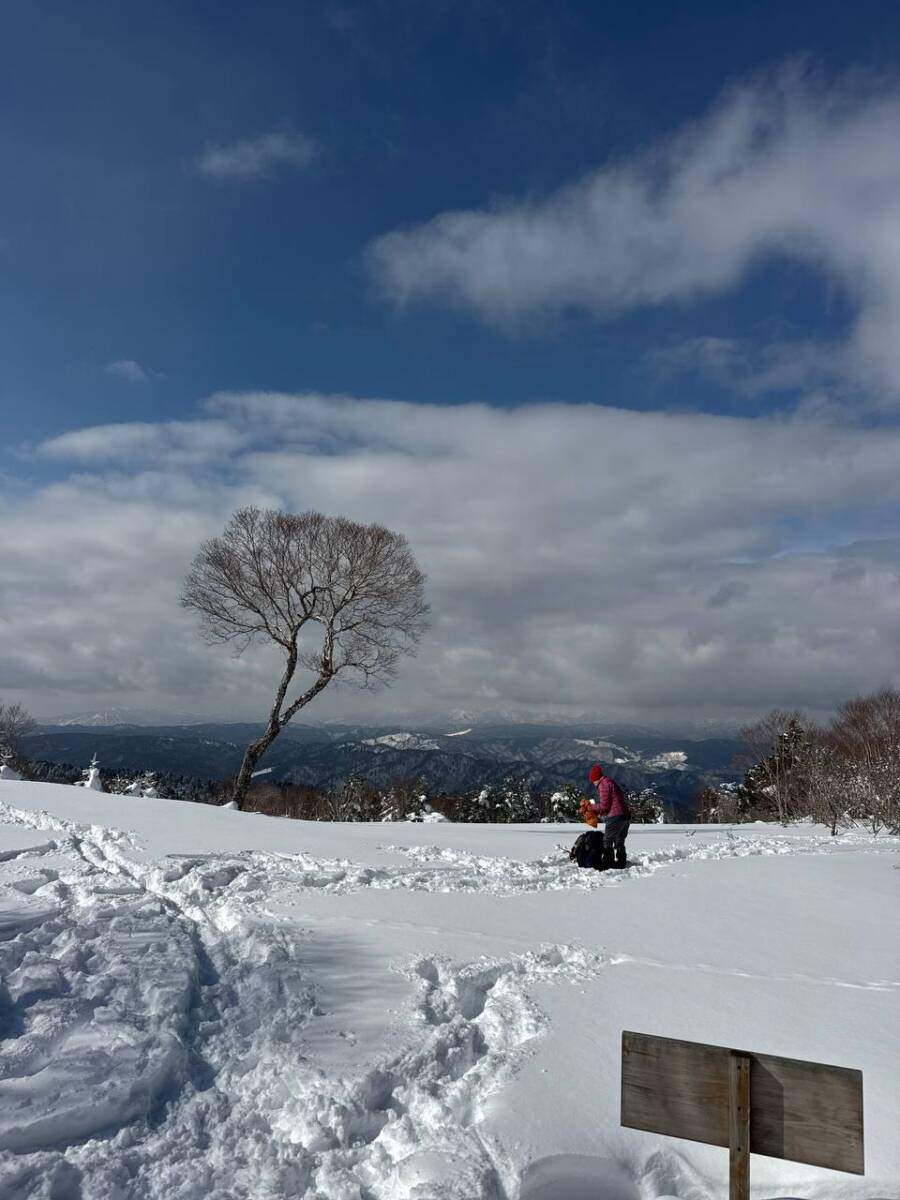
<box><xmin>569</xmin><ymin>830</ymin><xmax>605</xmax><ymax>869</ymax></box>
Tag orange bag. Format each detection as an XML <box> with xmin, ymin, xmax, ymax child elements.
<box><xmin>579</xmin><ymin>797</ymin><xmax>598</xmax><ymax>828</ymax></box>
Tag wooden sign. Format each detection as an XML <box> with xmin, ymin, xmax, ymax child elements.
<box><xmin>621</xmin><ymin>1031</ymin><xmax>864</xmax><ymax>1200</ymax></box>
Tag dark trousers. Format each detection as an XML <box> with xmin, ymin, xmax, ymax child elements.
<box><xmin>603</xmin><ymin>817</ymin><xmax>630</xmax><ymax>866</ymax></box>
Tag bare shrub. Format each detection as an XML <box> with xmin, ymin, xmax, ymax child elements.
<box><xmin>0</xmin><ymin>700</ymin><xmax>36</xmax><ymax>774</ymax></box>
<box><xmin>243</xmin><ymin>781</ymin><xmax>328</xmax><ymax>819</ymax></box>
<box><xmin>804</xmin><ymin>729</ymin><xmax>852</xmax><ymax>835</ymax></box>
<box><xmin>828</xmin><ymin>688</ymin><xmax>900</xmax><ymax>834</ymax></box>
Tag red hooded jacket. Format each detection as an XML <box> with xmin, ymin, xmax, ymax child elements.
<box><xmin>589</xmin><ymin>776</ymin><xmax>630</xmax><ymax>820</ymax></box>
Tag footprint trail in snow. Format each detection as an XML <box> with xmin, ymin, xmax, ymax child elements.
<box><xmin>0</xmin><ymin>803</ymin><xmax>606</xmax><ymax>1200</ymax></box>
<box><xmin>1</xmin><ymin>801</ymin><xmax>892</xmax><ymax>1200</ymax></box>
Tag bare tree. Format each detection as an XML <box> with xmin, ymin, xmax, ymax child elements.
<box><xmin>0</xmin><ymin>700</ymin><xmax>36</xmax><ymax>772</ymax></box>
<box><xmin>828</xmin><ymin>688</ymin><xmax>900</xmax><ymax>834</ymax></box>
<box><xmin>804</xmin><ymin>727</ymin><xmax>848</xmax><ymax>836</ymax></box>
<box><xmin>181</xmin><ymin>508</ymin><xmax>428</xmax><ymax>809</ymax></box>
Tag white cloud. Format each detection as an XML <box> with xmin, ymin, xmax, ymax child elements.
<box><xmin>105</xmin><ymin>360</ymin><xmax>152</xmax><ymax>384</ymax></box>
<box><xmin>4</xmin><ymin>392</ymin><xmax>900</xmax><ymax>724</ymax></box>
<box><xmin>647</xmin><ymin>336</ymin><xmax>863</xmax><ymax>413</ymax></box>
<box><xmin>368</xmin><ymin>64</ymin><xmax>900</xmax><ymax>402</ymax></box>
<box><xmin>197</xmin><ymin>132</ymin><xmax>316</xmax><ymax>181</ymax></box>
<box><xmin>38</xmin><ymin>421</ymin><xmax>247</xmax><ymax>466</ymax></box>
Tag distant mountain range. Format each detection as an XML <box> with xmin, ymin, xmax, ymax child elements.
<box><xmin>42</xmin><ymin>708</ymin><xmax>215</xmax><ymax>728</ymax></box>
<box><xmin>42</xmin><ymin>706</ymin><xmax>744</xmax><ymax>736</ymax></box>
<box><xmin>25</xmin><ymin>718</ymin><xmax>743</xmax><ymax>815</ymax></box>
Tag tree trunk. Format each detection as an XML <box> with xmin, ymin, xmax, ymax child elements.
<box><xmin>230</xmin><ymin>640</ymin><xmax>334</xmax><ymax>810</ymax></box>
<box><xmin>232</xmin><ymin>727</ymin><xmax>282</xmax><ymax>810</ymax></box>
<box><xmin>231</xmin><ymin>645</ymin><xmax>298</xmax><ymax>810</ymax></box>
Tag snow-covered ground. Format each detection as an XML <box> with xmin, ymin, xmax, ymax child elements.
<box><xmin>0</xmin><ymin>781</ymin><xmax>897</xmax><ymax>1200</ymax></box>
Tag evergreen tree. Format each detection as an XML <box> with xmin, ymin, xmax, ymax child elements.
<box><xmin>629</xmin><ymin>785</ymin><xmax>666</xmax><ymax>823</ymax></box>
<box><xmin>494</xmin><ymin>777</ymin><xmax>541</xmax><ymax>822</ymax></box>
<box><xmin>740</xmin><ymin>713</ymin><xmax>812</xmax><ymax>823</ymax></box>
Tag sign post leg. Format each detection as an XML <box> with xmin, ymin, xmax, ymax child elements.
<box><xmin>729</xmin><ymin>1053</ymin><xmax>751</xmax><ymax>1200</ymax></box>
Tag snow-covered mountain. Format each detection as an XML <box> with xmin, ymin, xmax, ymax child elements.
<box><xmin>24</xmin><ymin>720</ymin><xmax>742</xmax><ymax>814</ymax></box>
<box><xmin>362</xmin><ymin>732</ymin><xmax>441</xmax><ymax>752</ymax></box>
<box><xmin>645</xmin><ymin>750</ymin><xmax>689</xmax><ymax>771</ymax></box>
<box><xmin>43</xmin><ymin>707</ymin><xmax>213</xmax><ymax>728</ymax></box>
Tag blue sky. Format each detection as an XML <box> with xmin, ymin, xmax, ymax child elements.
<box><xmin>4</xmin><ymin>0</ymin><xmax>900</xmax><ymax>445</ymax></box>
<box><xmin>3</xmin><ymin>1</ymin><xmax>900</xmax><ymax>724</ymax></box>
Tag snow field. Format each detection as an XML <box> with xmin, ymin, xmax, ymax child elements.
<box><xmin>0</xmin><ymin>796</ymin><xmax>603</xmax><ymax>1198</ymax></box>
<box><xmin>0</xmin><ymin>781</ymin><xmax>898</xmax><ymax>1199</ymax></box>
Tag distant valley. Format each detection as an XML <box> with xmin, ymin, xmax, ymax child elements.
<box><xmin>24</xmin><ymin>719</ymin><xmax>743</xmax><ymax>816</ymax></box>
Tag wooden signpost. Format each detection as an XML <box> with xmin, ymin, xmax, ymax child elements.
<box><xmin>621</xmin><ymin>1031</ymin><xmax>864</xmax><ymax>1200</ymax></box>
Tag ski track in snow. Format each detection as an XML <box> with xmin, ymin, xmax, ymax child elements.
<box><xmin>0</xmin><ymin>801</ymin><xmax>893</xmax><ymax>1200</ymax></box>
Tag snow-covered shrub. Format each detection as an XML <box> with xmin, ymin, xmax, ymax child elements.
<box><xmin>137</xmin><ymin>771</ymin><xmax>159</xmax><ymax>798</ymax></box>
<box><xmin>407</xmin><ymin>800</ymin><xmax>449</xmax><ymax>823</ymax></box>
<box><xmin>421</xmin><ymin>807</ymin><xmax>448</xmax><ymax>823</ymax></box>
<box><xmin>0</xmin><ymin>750</ymin><xmax>22</xmax><ymax>781</ymax></box>
<box><xmin>75</xmin><ymin>754</ymin><xmax>105</xmax><ymax>792</ymax></box>
<box><xmin>109</xmin><ymin>770</ymin><xmax>159</xmax><ymax>798</ymax></box>
<box><xmin>546</xmin><ymin>785</ymin><xmax>583</xmax><ymax>822</ymax></box>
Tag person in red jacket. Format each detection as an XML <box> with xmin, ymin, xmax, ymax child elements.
<box><xmin>587</xmin><ymin>763</ymin><xmax>631</xmax><ymax>869</ymax></box>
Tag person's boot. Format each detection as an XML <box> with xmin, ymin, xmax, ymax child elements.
<box><xmin>596</xmin><ymin>846</ymin><xmax>614</xmax><ymax>872</ymax></box>
<box><xmin>613</xmin><ymin>846</ymin><xmax>628</xmax><ymax>869</ymax></box>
